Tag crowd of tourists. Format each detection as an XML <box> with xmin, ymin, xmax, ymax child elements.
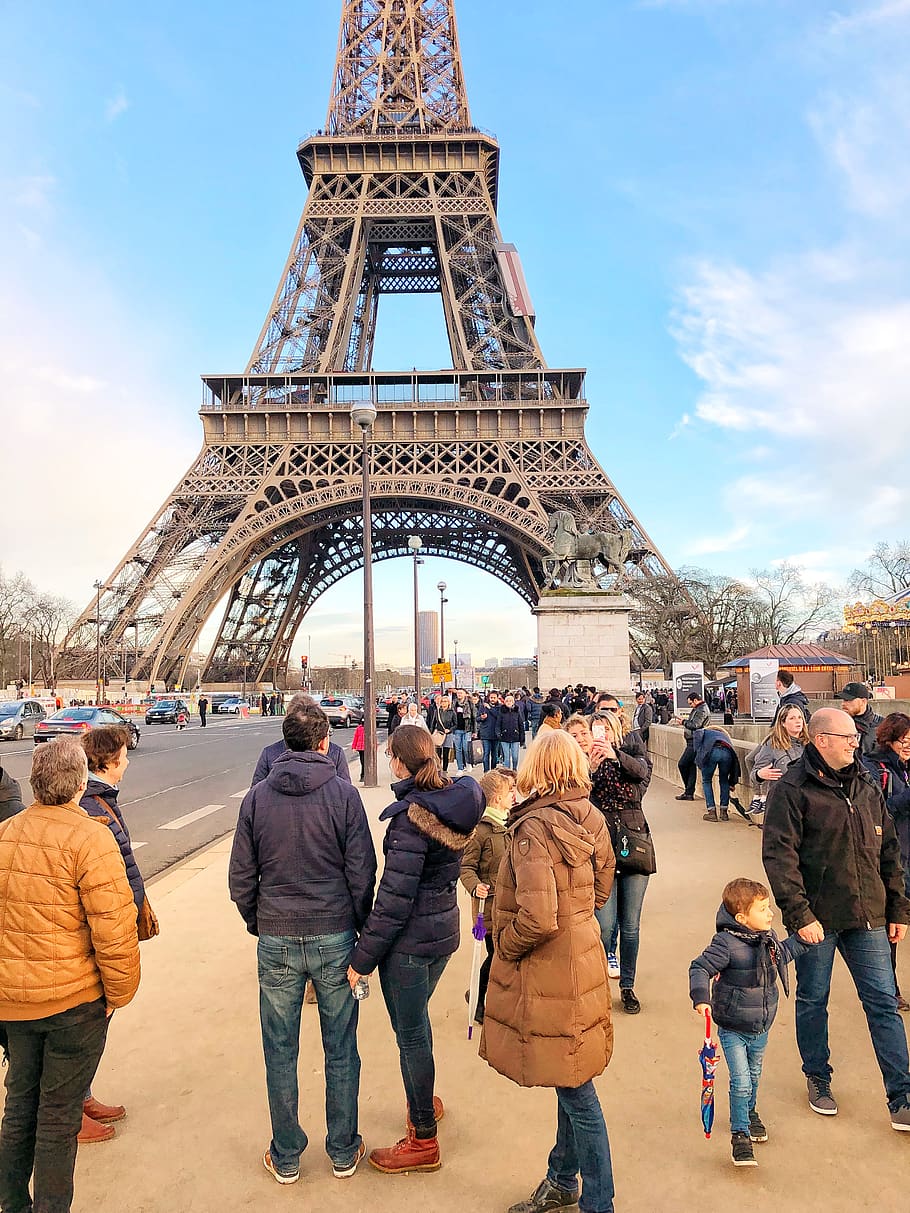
<box><xmin>2</xmin><ymin>674</ymin><xmax>910</xmax><ymax>1211</ymax></box>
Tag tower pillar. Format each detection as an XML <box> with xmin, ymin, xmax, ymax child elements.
<box><xmin>534</xmin><ymin>593</ymin><xmax>634</xmax><ymax>698</ymax></box>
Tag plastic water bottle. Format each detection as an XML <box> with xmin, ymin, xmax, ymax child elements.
<box><xmin>352</xmin><ymin>977</ymin><xmax>370</xmax><ymax>1000</ymax></box>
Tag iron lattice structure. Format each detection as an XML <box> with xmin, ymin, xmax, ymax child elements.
<box><xmin>61</xmin><ymin>0</ymin><xmax>674</xmax><ymax>688</ymax></box>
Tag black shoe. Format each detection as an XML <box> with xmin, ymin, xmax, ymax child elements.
<box><xmin>620</xmin><ymin>988</ymin><xmax>641</xmax><ymax>1014</ymax></box>
<box><xmin>731</xmin><ymin>1132</ymin><xmax>757</xmax><ymax>1166</ymax></box>
<box><xmin>675</xmin><ymin>793</ymin><xmax>695</xmax><ymax>801</ymax></box>
<box><xmin>807</xmin><ymin>1075</ymin><xmax>838</xmax><ymax>1116</ymax></box>
<box><xmin>749</xmin><ymin>1109</ymin><xmax>768</xmax><ymax>1142</ymax></box>
<box><xmin>507</xmin><ymin>1178</ymin><xmax>579</xmax><ymax>1213</ymax></box>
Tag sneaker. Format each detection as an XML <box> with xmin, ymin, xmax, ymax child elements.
<box><xmin>731</xmin><ymin>1132</ymin><xmax>757</xmax><ymax>1166</ymax></box>
<box><xmin>807</xmin><ymin>1075</ymin><xmax>838</xmax><ymax>1116</ymax></box>
<box><xmin>748</xmin><ymin>1109</ymin><xmax>768</xmax><ymax>1142</ymax></box>
<box><xmin>262</xmin><ymin>1149</ymin><xmax>299</xmax><ymax>1185</ymax></box>
<box><xmin>620</xmin><ymin>988</ymin><xmax>641</xmax><ymax>1015</ymax></box>
<box><xmin>890</xmin><ymin>1103</ymin><xmax>910</xmax><ymax>1132</ymax></box>
<box><xmin>507</xmin><ymin>1177</ymin><xmax>580</xmax><ymax>1213</ymax></box>
<box><xmin>333</xmin><ymin>1141</ymin><xmax>366</xmax><ymax>1178</ymax></box>
<box><xmin>675</xmin><ymin>793</ymin><xmax>695</xmax><ymax>801</ymax></box>
<box><xmin>607</xmin><ymin>952</ymin><xmax>620</xmax><ymax>979</ymax></box>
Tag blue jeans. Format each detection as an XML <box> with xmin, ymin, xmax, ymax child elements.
<box><xmin>0</xmin><ymin>999</ymin><xmax>108</xmax><ymax>1213</ymax></box>
<box><xmin>451</xmin><ymin>729</ymin><xmax>472</xmax><ymax>770</ymax></box>
<box><xmin>717</xmin><ymin>1027</ymin><xmax>768</xmax><ymax>1134</ymax></box>
<box><xmin>546</xmin><ymin>1080</ymin><xmax>615</xmax><ymax>1213</ymax></box>
<box><xmin>794</xmin><ymin>926</ymin><xmax>910</xmax><ymax>1111</ymax></box>
<box><xmin>257</xmin><ymin>932</ymin><xmax>362</xmax><ymax>1174</ymax></box>
<box><xmin>378</xmin><ymin>952</ymin><xmax>448</xmax><ymax>1137</ymax></box>
<box><xmin>481</xmin><ymin>739</ymin><xmax>497</xmax><ymax>771</ymax></box>
<box><xmin>700</xmin><ymin>744</ymin><xmax>735</xmax><ymax>809</ymax></box>
<box><xmin>594</xmin><ymin>873</ymin><xmax>649</xmax><ymax>989</ymax></box>
<box><xmin>500</xmin><ymin>741</ymin><xmax>520</xmax><ymax>770</ymax></box>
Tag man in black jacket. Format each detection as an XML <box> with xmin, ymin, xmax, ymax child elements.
<box><xmin>762</xmin><ymin>707</ymin><xmax>910</xmax><ymax>1130</ymax></box>
<box><xmin>773</xmin><ymin>670</ymin><xmax>810</xmax><ymax>724</ymax></box>
<box><xmin>229</xmin><ymin>705</ymin><xmax>377</xmax><ymax>1184</ymax></box>
<box><xmin>834</xmin><ymin>681</ymin><xmax>884</xmax><ymax>756</ymax></box>
<box><xmin>252</xmin><ymin>693</ymin><xmax>352</xmax><ymax>785</ymax></box>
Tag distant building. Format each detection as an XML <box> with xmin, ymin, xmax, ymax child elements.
<box><xmin>485</xmin><ymin>658</ymin><xmax>499</xmax><ymax>668</ymax></box>
<box><xmin>418</xmin><ymin>611</ymin><xmax>439</xmax><ymax>669</ymax></box>
<box><xmin>502</xmin><ymin>657</ymin><xmax>534</xmax><ymax>667</ymax></box>
<box><xmin>449</xmin><ymin>651</ymin><xmax>471</xmax><ymax>668</ymax></box>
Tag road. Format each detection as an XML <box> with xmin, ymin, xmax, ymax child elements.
<box><xmin>0</xmin><ymin>713</ymin><xmax>372</xmax><ymax>880</ymax></box>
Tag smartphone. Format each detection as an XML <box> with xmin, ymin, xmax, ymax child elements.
<box><xmin>591</xmin><ymin>720</ymin><xmax>607</xmax><ymax>741</ymax></box>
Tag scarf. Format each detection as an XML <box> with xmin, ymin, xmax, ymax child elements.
<box><xmin>482</xmin><ymin>805</ymin><xmax>509</xmax><ymax>827</ymax></box>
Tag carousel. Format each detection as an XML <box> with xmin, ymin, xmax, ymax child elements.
<box><xmin>843</xmin><ymin>587</ymin><xmax>910</xmax><ymax>686</ymax></box>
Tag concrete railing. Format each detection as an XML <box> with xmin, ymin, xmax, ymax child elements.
<box><xmin>648</xmin><ymin>724</ymin><xmax>761</xmax><ymax>805</ymax></box>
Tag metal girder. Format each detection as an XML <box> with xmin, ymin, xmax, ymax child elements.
<box><xmin>328</xmin><ymin>1</ymin><xmax>470</xmax><ymax>135</ymax></box>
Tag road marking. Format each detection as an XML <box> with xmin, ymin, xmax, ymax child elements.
<box><xmin>123</xmin><ymin>770</ymin><xmax>234</xmax><ymax>806</ymax></box>
<box><xmin>159</xmin><ymin>804</ymin><xmax>225</xmax><ymax>830</ymax></box>
<box><xmin>231</xmin><ymin>789</ymin><xmax>249</xmax><ymax>798</ymax></box>
<box><xmin>132</xmin><ymin>842</ymin><xmax>148</xmax><ymax>850</ymax></box>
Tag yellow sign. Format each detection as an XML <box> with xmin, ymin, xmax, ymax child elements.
<box><xmin>432</xmin><ymin>661</ymin><xmax>453</xmax><ymax>684</ymax></box>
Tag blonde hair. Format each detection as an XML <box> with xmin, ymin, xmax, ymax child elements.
<box><xmin>479</xmin><ymin>766</ymin><xmax>517</xmax><ymax>805</ymax></box>
<box><xmin>517</xmin><ymin>730</ymin><xmax>592</xmax><ymax>798</ymax></box>
<box><xmin>769</xmin><ymin>706</ymin><xmax>809</xmax><ymax>751</ymax></box>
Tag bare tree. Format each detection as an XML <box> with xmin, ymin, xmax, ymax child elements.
<box><xmin>849</xmin><ymin>541</ymin><xmax>910</xmax><ymax>599</ymax></box>
<box><xmin>0</xmin><ymin>568</ymin><xmax>35</xmax><ymax>686</ymax></box>
<box><xmin>28</xmin><ymin>593</ymin><xmax>76</xmax><ymax>687</ymax></box>
<box><xmin>750</xmin><ymin>563</ymin><xmax>841</xmax><ymax>645</ymax></box>
<box><xmin>628</xmin><ymin>567</ymin><xmax>766</xmax><ymax>676</ymax></box>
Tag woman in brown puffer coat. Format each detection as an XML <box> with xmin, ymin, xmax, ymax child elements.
<box><xmin>480</xmin><ymin>731</ymin><xmax>617</xmax><ymax>1213</ymax></box>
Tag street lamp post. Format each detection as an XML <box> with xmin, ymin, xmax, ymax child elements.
<box><xmin>93</xmin><ymin>580</ymin><xmax>103</xmax><ymax>704</ymax></box>
<box><xmin>408</xmin><ymin>536</ymin><xmax>423</xmax><ymax>700</ymax></box>
<box><xmin>353</xmin><ymin>401</ymin><xmax>378</xmax><ymax>787</ymax></box>
<box><xmin>437</xmin><ymin>581</ymin><xmax>448</xmax><ymax>695</ymax></box>
<box><xmin>453</xmin><ymin>639</ymin><xmax>459</xmax><ymax>689</ymax></box>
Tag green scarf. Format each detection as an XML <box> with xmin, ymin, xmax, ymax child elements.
<box><xmin>483</xmin><ymin>805</ymin><xmax>509</xmax><ymax>827</ymax></box>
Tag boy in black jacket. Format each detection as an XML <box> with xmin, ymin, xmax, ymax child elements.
<box><xmin>690</xmin><ymin>878</ymin><xmax>808</xmax><ymax>1168</ymax></box>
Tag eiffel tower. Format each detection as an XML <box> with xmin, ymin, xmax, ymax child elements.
<box><xmin>61</xmin><ymin>0</ymin><xmax>674</xmax><ymax>689</ymax></box>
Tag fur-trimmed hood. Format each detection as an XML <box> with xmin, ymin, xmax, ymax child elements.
<box><xmin>381</xmin><ymin>775</ymin><xmax>485</xmax><ymax>843</ymax></box>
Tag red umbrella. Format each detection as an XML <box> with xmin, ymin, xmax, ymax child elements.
<box><xmin>699</xmin><ymin>1008</ymin><xmax>718</xmax><ymax>1139</ymax></box>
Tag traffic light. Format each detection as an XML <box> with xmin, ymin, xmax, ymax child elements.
<box><xmin>301</xmin><ymin>655</ymin><xmax>308</xmax><ymax>670</ymax></box>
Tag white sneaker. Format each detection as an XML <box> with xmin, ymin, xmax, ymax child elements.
<box><xmin>607</xmin><ymin>952</ymin><xmax>620</xmax><ymax>979</ymax></box>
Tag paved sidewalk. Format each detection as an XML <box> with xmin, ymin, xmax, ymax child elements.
<box><xmin>63</xmin><ymin>756</ymin><xmax>908</xmax><ymax>1212</ymax></box>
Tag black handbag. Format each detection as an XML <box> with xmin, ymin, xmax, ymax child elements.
<box><xmin>614</xmin><ymin>822</ymin><xmax>657</xmax><ymax>876</ymax></box>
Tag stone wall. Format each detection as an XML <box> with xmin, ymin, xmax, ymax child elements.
<box><xmin>648</xmin><ymin>723</ymin><xmax>760</xmax><ymax>805</ymax></box>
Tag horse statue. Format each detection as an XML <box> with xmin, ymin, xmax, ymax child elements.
<box><xmin>542</xmin><ymin>512</ymin><xmax>634</xmax><ymax>589</ymax></box>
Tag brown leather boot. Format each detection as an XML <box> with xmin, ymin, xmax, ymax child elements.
<box><xmin>83</xmin><ymin>1096</ymin><xmax>126</xmax><ymax>1123</ymax></box>
<box><xmin>405</xmin><ymin>1095</ymin><xmax>445</xmax><ymax>1132</ymax></box>
<box><xmin>368</xmin><ymin>1130</ymin><xmax>441</xmax><ymax>1174</ymax></box>
<box><xmin>77</xmin><ymin>1113</ymin><xmax>115</xmax><ymax>1144</ymax></box>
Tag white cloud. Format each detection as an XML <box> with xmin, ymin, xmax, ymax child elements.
<box><xmin>828</xmin><ymin>0</ymin><xmax>910</xmax><ymax>33</ymax></box>
<box><xmin>684</xmin><ymin>525</ymin><xmax>751</xmax><ymax>557</ymax></box>
<box><xmin>104</xmin><ymin>89</ymin><xmax>129</xmax><ymax>123</ymax></box>
<box><xmin>11</xmin><ymin>174</ymin><xmax>56</xmax><ymax>213</ymax></box>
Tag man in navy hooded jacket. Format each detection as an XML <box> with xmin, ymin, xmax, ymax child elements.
<box><xmin>229</xmin><ymin>704</ymin><xmax>377</xmax><ymax>1184</ymax></box>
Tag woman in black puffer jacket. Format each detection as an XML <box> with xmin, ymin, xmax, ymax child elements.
<box><xmin>348</xmin><ymin>725</ymin><xmax>484</xmax><ymax>1174</ymax></box>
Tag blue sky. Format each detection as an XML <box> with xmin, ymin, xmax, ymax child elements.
<box><xmin>2</xmin><ymin>0</ymin><xmax>909</xmax><ymax>669</ymax></box>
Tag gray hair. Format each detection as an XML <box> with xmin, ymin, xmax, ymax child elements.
<box><xmin>287</xmin><ymin>692</ymin><xmax>316</xmax><ymax>714</ymax></box>
<box><xmin>31</xmin><ymin>739</ymin><xmax>88</xmax><ymax>805</ymax></box>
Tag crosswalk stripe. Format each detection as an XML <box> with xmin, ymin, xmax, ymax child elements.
<box><xmin>132</xmin><ymin>842</ymin><xmax>148</xmax><ymax>850</ymax></box>
<box><xmin>159</xmin><ymin>804</ymin><xmax>225</xmax><ymax>831</ymax></box>
<box><xmin>231</xmin><ymin>789</ymin><xmax>249</xmax><ymax>798</ymax></box>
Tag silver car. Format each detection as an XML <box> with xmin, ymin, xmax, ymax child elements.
<box><xmin>0</xmin><ymin>699</ymin><xmax>47</xmax><ymax>741</ymax></box>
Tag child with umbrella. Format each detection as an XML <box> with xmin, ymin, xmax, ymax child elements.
<box><xmin>689</xmin><ymin>877</ymin><xmax>811</xmax><ymax>1167</ymax></box>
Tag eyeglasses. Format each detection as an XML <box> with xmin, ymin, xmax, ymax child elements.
<box><xmin>602</xmin><ymin>705</ymin><xmax>620</xmax><ymax>713</ymax></box>
<box><xmin>816</xmin><ymin>732</ymin><xmax>859</xmax><ymax>744</ymax></box>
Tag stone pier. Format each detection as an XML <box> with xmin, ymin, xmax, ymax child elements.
<box><xmin>534</xmin><ymin>591</ymin><xmax>633</xmax><ymax>695</ymax></box>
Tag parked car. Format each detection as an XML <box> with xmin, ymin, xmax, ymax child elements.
<box><xmin>216</xmin><ymin>697</ymin><xmax>249</xmax><ymax>715</ymax></box>
<box><xmin>34</xmin><ymin>707</ymin><xmax>140</xmax><ymax>749</ymax></box>
<box><xmin>145</xmin><ymin>698</ymin><xmax>191</xmax><ymax>725</ymax></box>
<box><xmin>319</xmin><ymin>696</ymin><xmax>363</xmax><ymax>727</ymax></box>
<box><xmin>0</xmin><ymin>699</ymin><xmax>47</xmax><ymax>741</ymax></box>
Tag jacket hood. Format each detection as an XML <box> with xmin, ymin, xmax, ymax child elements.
<box><xmin>868</xmin><ymin>747</ymin><xmax>908</xmax><ymax>775</ymax></box>
<box><xmin>266</xmin><ymin>750</ymin><xmax>338</xmax><ymax>796</ymax></box>
<box><xmin>715</xmin><ymin>903</ymin><xmax>770</xmax><ymax>944</ymax></box>
<box><xmin>383</xmin><ymin>775</ymin><xmax>485</xmax><ymax>834</ymax></box>
<box><xmin>85</xmin><ymin>776</ymin><xmax>118</xmax><ymax>804</ymax></box>
<box><xmin>509</xmin><ymin>791</ymin><xmax>598</xmax><ymax>868</ymax></box>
